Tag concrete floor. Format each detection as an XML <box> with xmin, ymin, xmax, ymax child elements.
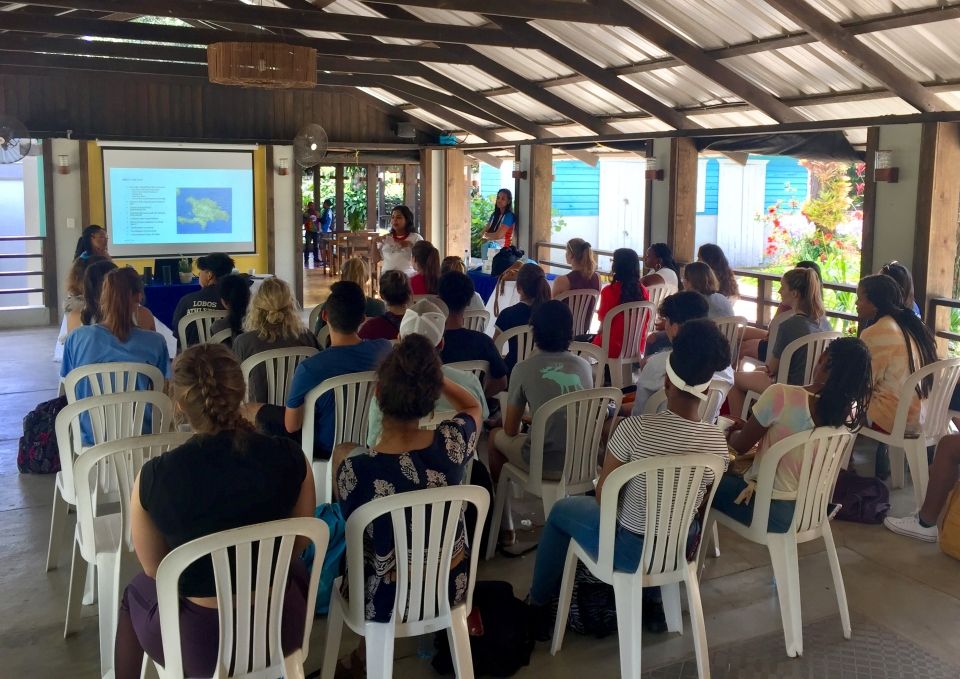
<box><xmin>2</xmin><ymin>325</ymin><xmax>960</xmax><ymax>677</ymax></box>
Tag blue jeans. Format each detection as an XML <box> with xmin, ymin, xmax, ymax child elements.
<box><xmin>711</xmin><ymin>474</ymin><xmax>796</xmax><ymax>534</ymax></box>
<box><xmin>529</xmin><ymin>496</ymin><xmax>646</xmax><ymax>605</ymax></box>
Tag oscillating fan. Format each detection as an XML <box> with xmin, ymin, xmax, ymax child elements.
<box><xmin>293</xmin><ymin>123</ymin><xmax>328</xmax><ymax>167</ymax></box>
<box><xmin>0</xmin><ymin>115</ymin><xmax>31</xmax><ymax>164</ymax></box>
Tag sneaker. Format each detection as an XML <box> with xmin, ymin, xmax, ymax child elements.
<box><xmin>883</xmin><ymin>514</ymin><xmax>938</xmax><ymax>542</ymax></box>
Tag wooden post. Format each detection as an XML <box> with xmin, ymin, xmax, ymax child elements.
<box><xmin>41</xmin><ymin>139</ymin><xmax>59</xmax><ymax>324</ymax></box>
<box><xmin>366</xmin><ymin>164</ymin><xmax>378</xmax><ymax>230</ymax></box>
<box><xmin>667</xmin><ymin>137</ymin><xmax>698</xmax><ymax>264</ymax></box>
<box><xmin>913</xmin><ymin>122</ymin><xmax>960</xmax><ymax>350</ymax></box>
<box><xmin>403</xmin><ymin>164</ymin><xmax>418</xmax><ymax>219</ymax></box>
<box><xmin>334</xmin><ymin>164</ymin><xmax>344</xmax><ymax>232</ymax></box>
<box><xmin>293</xmin><ymin>149</ymin><xmax>304</xmax><ymax>305</ymax></box>
<box><xmin>265</xmin><ymin>146</ymin><xmax>276</xmax><ymax>276</ymax></box>
<box><xmin>443</xmin><ymin>148</ymin><xmax>468</xmax><ymax>260</ymax></box>
<box><xmin>527</xmin><ymin>144</ymin><xmax>553</xmax><ymax>266</ymax></box>
<box><xmin>421</xmin><ymin>151</ymin><xmax>435</xmax><ymax>243</ymax></box>
<box><xmin>312</xmin><ymin>164</ymin><xmax>321</xmax><ymax>210</ymax></box>
<box><xmin>860</xmin><ymin>127</ymin><xmax>880</xmax><ymax>278</ymax></box>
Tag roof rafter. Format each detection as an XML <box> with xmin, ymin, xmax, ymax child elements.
<box><xmin>762</xmin><ymin>0</ymin><xmax>950</xmax><ymax>113</ymax></box>
<box><xmin>17</xmin><ymin>0</ymin><xmax>518</xmax><ymax>46</ymax></box>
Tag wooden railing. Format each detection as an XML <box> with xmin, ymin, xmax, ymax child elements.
<box><xmin>0</xmin><ymin>235</ymin><xmax>48</xmax><ymax>299</ymax></box>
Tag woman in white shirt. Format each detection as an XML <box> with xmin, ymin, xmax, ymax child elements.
<box><xmin>374</xmin><ymin>205</ymin><xmax>422</xmax><ymax>276</ymax></box>
<box><xmin>640</xmin><ymin>242</ymin><xmax>680</xmax><ymax>290</ymax></box>
<box><xmin>683</xmin><ymin>261</ymin><xmax>735</xmax><ymax>318</ymax></box>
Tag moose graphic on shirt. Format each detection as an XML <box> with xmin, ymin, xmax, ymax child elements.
<box><xmin>540</xmin><ymin>364</ymin><xmax>584</xmax><ymax>394</ymax></box>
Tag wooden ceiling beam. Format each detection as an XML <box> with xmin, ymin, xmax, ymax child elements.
<box><xmin>763</xmin><ymin>0</ymin><xmax>950</xmax><ymax>113</ymax></box>
<box><xmin>488</xmin><ymin>16</ymin><xmax>691</xmax><ymax>130</ymax></box>
<box><xmin>0</xmin><ymin>11</ymin><xmax>452</xmax><ymax>62</ymax></box>
<box><xmin>17</xmin><ymin>0</ymin><xmax>519</xmax><ymax>46</ymax></box>
<box><xmin>376</xmin><ymin>85</ymin><xmax>501</xmax><ymax>143</ymax></box>
<box><xmin>595</xmin><ymin>0</ymin><xmax>804</xmax><ymax>124</ymax></box>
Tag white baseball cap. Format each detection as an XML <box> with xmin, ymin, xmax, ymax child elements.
<box><xmin>399</xmin><ymin>308</ymin><xmax>445</xmax><ymax>347</ymax></box>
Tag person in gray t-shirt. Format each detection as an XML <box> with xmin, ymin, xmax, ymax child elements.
<box><xmin>489</xmin><ymin>301</ymin><xmax>593</xmax><ymax>483</ymax></box>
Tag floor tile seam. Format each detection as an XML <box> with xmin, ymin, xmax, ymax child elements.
<box><xmin>843</xmin><ymin>541</ymin><xmax>960</xmax><ymax>603</ymax></box>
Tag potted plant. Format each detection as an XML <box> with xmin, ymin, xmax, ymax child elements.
<box><xmin>178</xmin><ymin>256</ymin><xmax>194</xmax><ymax>284</ymax></box>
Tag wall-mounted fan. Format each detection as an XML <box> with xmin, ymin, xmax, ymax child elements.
<box><xmin>0</xmin><ymin>115</ymin><xmax>31</xmax><ymax>164</ymax></box>
<box><xmin>294</xmin><ymin>123</ymin><xmax>328</xmax><ymax>167</ymax></box>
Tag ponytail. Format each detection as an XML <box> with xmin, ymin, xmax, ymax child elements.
<box><xmin>782</xmin><ymin>267</ymin><xmax>825</xmax><ymax>321</ymax></box>
<box><xmin>413</xmin><ymin>241</ymin><xmax>440</xmax><ymax>294</ymax></box>
<box><xmin>99</xmin><ymin>267</ymin><xmax>141</xmax><ymax>342</ymax></box>
<box><xmin>173</xmin><ymin>344</ymin><xmax>253</xmax><ymax>436</ymax></box>
<box><xmin>566</xmin><ymin>238</ymin><xmax>596</xmax><ymax>278</ymax></box>
<box><xmin>80</xmin><ymin>259</ymin><xmax>117</xmax><ymax>325</ymax></box>
<box><xmin>516</xmin><ymin>263</ymin><xmax>550</xmax><ymax>311</ymax></box>
<box><xmin>218</xmin><ymin>274</ymin><xmax>251</xmax><ymax>336</ymax></box>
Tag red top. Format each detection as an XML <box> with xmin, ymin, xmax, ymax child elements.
<box><xmin>409</xmin><ymin>272</ymin><xmax>429</xmax><ymax>295</ymax></box>
<box><xmin>592</xmin><ymin>281</ymin><xmax>649</xmax><ymax>359</ymax></box>
<box><xmin>358</xmin><ymin>312</ymin><xmax>404</xmax><ymax>341</ymax></box>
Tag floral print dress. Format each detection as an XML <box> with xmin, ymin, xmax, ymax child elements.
<box><xmin>336</xmin><ymin>413</ymin><xmax>478</xmax><ymax>622</ymax></box>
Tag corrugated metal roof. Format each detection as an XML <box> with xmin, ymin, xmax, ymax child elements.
<box><xmin>793</xmin><ymin>96</ymin><xmax>918</xmax><ymax>120</ymax></box>
<box><xmin>488</xmin><ymin>92</ymin><xmax>562</xmax><ymax>122</ymax></box>
<box><xmin>803</xmin><ymin>0</ymin><xmax>939</xmax><ymax>23</ymax></box>
<box><xmin>621</xmin><ymin>66</ymin><xmax>736</xmax><ymax>108</ymax></box>
<box><xmin>482</xmin><ymin>46</ymin><xmax>576</xmax><ymax>81</ymax></box>
<box><xmin>424</xmin><ymin>62</ymin><xmax>505</xmax><ymax>90</ymax></box>
<box><xmin>858</xmin><ymin>19</ymin><xmax>960</xmax><ymax>82</ymax></box>
<box><xmin>528</xmin><ymin>20</ymin><xmax>668</xmax><ymax>68</ymax></box>
<box><xmin>545</xmin><ymin>81</ymin><xmax>641</xmax><ymax>116</ymax></box>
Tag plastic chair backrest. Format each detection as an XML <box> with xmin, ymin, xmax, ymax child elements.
<box><xmin>700</xmin><ymin>378</ymin><xmax>731</xmax><ymax>424</ymax></box>
<box><xmin>599</xmin><ymin>301</ymin><xmax>656</xmax><ymax>362</ymax></box>
<box><xmin>494</xmin><ymin>325</ymin><xmax>537</xmax><ymax>363</ymax></box>
<box><xmin>55</xmin><ymin>391</ymin><xmax>174</xmax><ymax>505</ymax></box>
<box><xmin>445</xmin><ymin>360</ymin><xmax>490</xmax><ymax>384</ymax></box>
<box><xmin>341</xmin><ymin>485</ymin><xmax>489</xmax><ymax>629</ymax></box>
<box><xmin>645</xmin><ymin>284</ymin><xmax>675</xmax><ymax>310</ymax></box>
<box><xmin>73</xmin><ymin>432</ymin><xmax>191</xmax><ymax>564</ymax></box>
<box><xmin>302</xmin><ymin>370</ymin><xmax>378</xmax><ymax>467</ymax></box>
<box><xmin>155</xmin><ymin>518</ymin><xmax>329</xmax><ymax>679</ymax></box>
<box><xmin>209</xmin><ymin>328</ymin><xmax>233</xmax><ymax>345</ymax></box>
<box><xmin>595</xmin><ymin>454</ymin><xmax>726</xmax><ymax>583</ymax></box>
<box><xmin>63</xmin><ymin>362</ymin><xmax>166</xmax><ymax>404</ymax></box>
<box><xmin>569</xmin><ymin>341</ymin><xmax>606</xmax><ymax>388</ymax></box>
<box><xmin>316</xmin><ymin>324</ymin><xmax>331</xmax><ymax>349</ymax></box>
<box><xmin>527</xmin><ymin>387</ymin><xmax>623</xmax><ymax>496</ymax></box>
<box><xmin>308</xmin><ymin>303</ymin><xmax>324</xmax><ymax>333</ymax></box>
<box><xmin>886</xmin><ymin>357</ymin><xmax>960</xmax><ymax>441</ymax></box>
<box><xmin>462</xmin><ymin>309</ymin><xmax>490</xmax><ymax>333</ymax></box>
<box><xmin>554</xmin><ymin>289</ymin><xmax>600</xmax><ymax>336</ymax></box>
<box><xmin>776</xmin><ymin>331</ymin><xmax>841</xmax><ymax>384</ymax></box>
<box><xmin>765</xmin><ymin>309</ymin><xmax>795</xmax><ymax>354</ymax></box>
<box><xmin>713</xmin><ymin>316</ymin><xmax>748</xmax><ymax>368</ymax></box>
<box><xmin>240</xmin><ymin>346</ymin><xmax>319</xmax><ymax>405</ymax></box>
<box><xmin>749</xmin><ymin>427</ymin><xmax>855</xmax><ymax>539</ymax></box>
<box><xmin>177</xmin><ymin>310</ymin><xmax>228</xmax><ymax>348</ymax></box>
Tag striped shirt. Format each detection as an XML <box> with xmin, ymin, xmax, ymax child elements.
<box><xmin>607</xmin><ymin>410</ymin><xmax>730</xmax><ymax>535</ymax></box>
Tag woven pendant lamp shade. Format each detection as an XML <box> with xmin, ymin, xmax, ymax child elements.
<box><xmin>207</xmin><ymin>42</ymin><xmax>317</xmax><ymax>89</ymax></box>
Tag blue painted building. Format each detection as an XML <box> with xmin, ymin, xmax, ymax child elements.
<box><xmin>697</xmin><ymin>155</ymin><xmax>809</xmax><ymax>217</ymax></box>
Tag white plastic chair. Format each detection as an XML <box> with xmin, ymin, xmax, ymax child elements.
<box><xmin>741</xmin><ymin>310</ymin><xmax>795</xmax><ymax>371</ymax></box>
<box><xmin>153</xmin><ymin>517</ymin><xmax>329</xmax><ymax>679</ymax></box>
<box><xmin>554</xmin><ymin>289</ymin><xmax>600</xmax><ymax>336</ymax></box>
<box><xmin>569</xmin><ymin>341</ymin><xmax>606</xmax><ymax>388</ymax></box>
<box><xmin>599</xmin><ymin>301</ymin><xmax>656</xmax><ymax>388</ymax></box>
<box><xmin>317</xmin><ymin>324</ymin><xmax>331</xmax><ymax>349</ymax></box>
<box><xmin>462</xmin><ymin>309</ymin><xmax>491</xmax><ymax>333</ymax></box>
<box><xmin>551</xmin><ymin>454</ymin><xmax>726</xmax><ymax>679</ymax></box>
<box><xmin>63</xmin><ymin>361</ymin><xmax>166</xmax><ymax>403</ymax></box>
<box><xmin>302</xmin><ymin>371</ymin><xmax>378</xmax><ymax>505</ymax></box>
<box><xmin>177</xmin><ymin>310</ymin><xmax>228</xmax><ymax>348</ymax></box>
<box><xmin>240</xmin><ymin>346</ymin><xmax>319</xmax><ymax>405</ymax></box>
<box><xmin>308</xmin><ymin>302</ymin><xmax>324</xmax><ymax>333</ymax></box>
<box><xmin>209</xmin><ymin>327</ymin><xmax>233</xmax><ymax>344</ymax></box>
<box><xmin>485</xmin><ymin>387</ymin><xmax>623</xmax><ymax>560</ymax></box>
<box><xmin>704</xmin><ymin>427</ymin><xmax>856</xmax><ymax>657</ymax></box>
<box><xmin>49</xmin><ymin>392</ymin><xmax>174</xmax><ymax>638</ymax></box>
<box><xmin>741</xmin><ymin>331</ymin><xmax>841</xmax><ymax>419</ymax></box>
<box><xmin>72</xmin><ymin>432</ymin><xmax>191</xmax><ymax>676</ymax></box>
<box><xmin>858</xmin><ymin>357</ymin><xmax>960</xmax><ymax>507</ymax></box>
<box><xmin>446</xmin><ymin>360</ymin><xmax>490</xmax><ymax>384</ymax></box>
<box><xmin>321</xmin><ymin>485</ymin><xmax>489</xmax><ymax>679</ymax></box>
<box><xmin>713</xmin><ymin>316</ymin><xmax>748</xmax><ymax>369</ymax></box>
<box><xmin>641</xmin><ymin>379</ymin><xmax>730</xmax><ymax>425</ymax></box>
<box><xmin>493</xmin><ymin>324</ymin><xmax>537</xmax><ymax>365</ymax></box>
<box><xmin>644</xmin><ymin>283</ymin><xmax>675</xmax><ymax>310</ymax></box>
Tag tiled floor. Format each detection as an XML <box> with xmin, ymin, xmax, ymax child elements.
<box><xmin>2</xmin><ymin>325</ymin><xmax>960</xmax><ymax>678</ymax></box>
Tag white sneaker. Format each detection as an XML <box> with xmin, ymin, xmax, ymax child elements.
<box><xmin>883</xmin><ymin>514</ymin><xmax>938</xmax><ymax>542</ymax></box>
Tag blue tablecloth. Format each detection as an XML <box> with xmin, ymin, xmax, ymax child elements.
<box><xmin>144</xmin><ymin>280</ymin><xmax>200</xmax><ymax>329</ymax></box>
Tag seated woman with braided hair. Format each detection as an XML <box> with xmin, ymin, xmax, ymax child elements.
<box><xmin>114</xmin><ymin>344</ymin><xmax>316</xmax><ymax>679</ymax></box>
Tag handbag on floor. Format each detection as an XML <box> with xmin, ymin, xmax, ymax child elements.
<box><xmin>17</xmin><ymin>395</ymin><xmax>67</xmax><ymax>474</ymax></box>
<box><xmin>830</xmin><ymin>469</ymin><xmax>890</xmax><ymax>524</ymax></box>
<box><xmin>938</xmin><ymin>482</ymin><xmax>960</xmax><ymax>560</ymax></box>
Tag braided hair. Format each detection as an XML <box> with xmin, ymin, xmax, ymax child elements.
<box><xmin>814</xmin><ymin>336</ymin><xmax>872</xmax><ymax>431</ymax></box>
<box><xmin>172</xmin><ymin>344</ymin><xmax>253</xmax><ymax>437</ymax></box>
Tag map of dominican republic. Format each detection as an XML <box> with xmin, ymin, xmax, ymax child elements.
<box><xmin>176</xmin><ymin>188</ymin><xmax>232</xmax><ymax>233</ymax></box>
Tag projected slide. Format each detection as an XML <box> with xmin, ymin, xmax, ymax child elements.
<box><xmin>102</xmin><ymin>147</ymin><xmax>256</xmax><ymax>257</ymax></box>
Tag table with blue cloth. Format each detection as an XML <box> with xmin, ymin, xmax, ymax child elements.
<box><xmin>467</xmin><ymin>267</ymin><xmax>557</xmax><ymax>304</ymax></box>
<box><xmin>143</xmin><ymin>280</ymin><xmax>200</xmax><ymax>329</ymax></box>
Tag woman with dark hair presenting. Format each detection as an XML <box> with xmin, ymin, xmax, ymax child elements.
<box><xmin>374</xmin><ymin>204</ymin><xmax>422</xmax><ymax>276</ymax></box>
<box><xmin>856</xmin><ymin>274</ymin><xmax>938</xmax><ymax>434</ymax></box>
<box><xmin>481</xmin><ymin>188</ymin><xmax>517</xmax><ymax>253</ymax></box>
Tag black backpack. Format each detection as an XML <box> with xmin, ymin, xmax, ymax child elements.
<box><xmin>491</xmin><ymin>246</ymin><xmax>524</xmax><ymax>277</ymax></box>
<box><xmin>432</xmin><ymin>580</ymin><xmax>534</xmax><ymax>677</ymax></box>
<box><xmin>17</xmin><ymin>395</ymin><xmax>67</xmax><ymax>474</ymax></box>
<box><xmin>831</xmin><ymin>469</ymin><xmax>890</xmax><ymax>524</ymax></box>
